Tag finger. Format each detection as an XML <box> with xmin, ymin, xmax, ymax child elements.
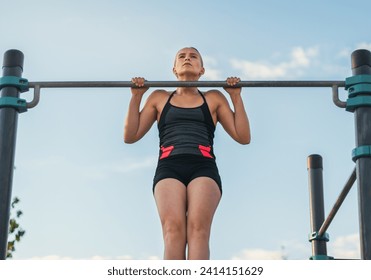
<box><xmin>232</xmin><ymin>77</ymin><xmax>240</xmax><ymax>86</ymax></box>
<box><xmin>226</xmin><ymin>77</ymin><xmax>236</xmax><ymax>86</ymax></box>
<box><xmin>132</xmin><ymin>77</ymin><xmax>145</xmax><ymax>87</ymax></box>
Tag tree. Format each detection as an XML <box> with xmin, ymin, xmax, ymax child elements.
<box><xmin>7</xmin><ymin>197</ymin><xmax>26</xmax><ymax>259</ymax></box>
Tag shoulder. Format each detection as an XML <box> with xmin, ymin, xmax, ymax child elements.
<box><xmin>203</xmin><ymin>89</ymin><xmax>228</xmax><ymax>105</ymax></box>
<box><xmin>204</xmin><ymin>89</ymin><xmax>225</xmax><ymax>98</ymax></box>
<box><xmin>146</xmin><ymin>89</ymin><xmax>171</xmax><ymax>103</ymax></box>
<box><xmin>145</xmin><ymin>90</ymin><xmax>172</xmax><ymax>112</ymax></box>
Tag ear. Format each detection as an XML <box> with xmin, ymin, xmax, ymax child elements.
<box><xmin>199</xmin><ymin>67</ymin><xmax>205</xmax><ymax>77</ymax></box>
<box><xmin>173</xmin><ymin>67</ymin><xmax>178</xmax><ymax>77</ymax></box>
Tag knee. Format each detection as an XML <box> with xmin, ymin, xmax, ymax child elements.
<box><xmin>162</xmin><ymin>220</ymin><xmax>186</xmax><ymax>243</ymax></box>
<box><xmin>187</xmin><ymin>222</ymin><xmax>210</xmax><ymax>241</ymax></box>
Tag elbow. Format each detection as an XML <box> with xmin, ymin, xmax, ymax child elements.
<box><xmin>123</xmin><ymin>127</ymin><xmax>137</xmax><ymax>144</ymax></box>
<box><xmin>124</xmin><ymin>137</ymin><xmax>137</xmax><ymax>144</ymax></box>
<box><xmin>124</xmin><ymin>138</ymin><xmax>134</xmax><ymax>144</ymax></box>
<box><xmin>123</xmin><ymin>134</ymin><xmax>136</xmax><ymax>144</ymax></box>
<box><xmin>238</xmin><ymin>135</ymin><xmax>251</xmax><ymax>145</ymax></box>
<box><xmin>239</xmin><ymin>139</ymin><xmax>251</xmax><ymax>145</ymax></box>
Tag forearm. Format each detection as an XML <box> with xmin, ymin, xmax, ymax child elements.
<box><xmin>230</xmin><ymin>94</ymin><xmax>251</xmax><ymax>144</ymax></box>
<box><xmin>124</xmin><ymin>94</ymin><xmax>143</xmax><ymax>143</ymax></box>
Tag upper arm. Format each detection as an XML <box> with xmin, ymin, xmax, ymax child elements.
<box><xmin>213</xmin><ymin>91</ymin><xmax>240</xmax><ymax>141</ymax></box>
<box><xmin>136</xmin><ymin>92</ymin><xmax>158</xmax><ymax>137</ymax></box>
<box><xmin>125</xmin><ymin>90</ymin><xmax>165</xmax><ymax>143</ymax></box>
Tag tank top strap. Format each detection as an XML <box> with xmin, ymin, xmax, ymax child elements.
<box><xmin>167</xmin><ymin>90</ymin><xmax>177</xmax><ymax>102</ymax></box>
<box><xmin>198</xmin><ymin>90</ymin><xmax>216</xmax><ymax>130</ymax></box>
<box><xmin>197</xmin><ymin>90</ymin><xmax>207</xmax><ymax>102</ymax></box>
<box><xmin>158</xmin><ymin>90</ymin><xmax>176</xmax><ymax>128</ymax></box>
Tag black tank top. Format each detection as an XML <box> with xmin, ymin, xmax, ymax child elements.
<box><xmin>158</xmin><ymin>90</ymin><xmax>216</xmax><ymax>159</ymax></box>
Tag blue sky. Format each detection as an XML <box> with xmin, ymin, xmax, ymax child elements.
<box><xmin>1</xmin><ymin>0</ymin><xmax>370</xmax><ymax>260</ymax></box>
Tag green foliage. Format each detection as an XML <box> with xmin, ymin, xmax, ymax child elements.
<box><xmin>7</xmin><ymin>197</ymin><xmax>26</xmax><ymax>259</ymax></box>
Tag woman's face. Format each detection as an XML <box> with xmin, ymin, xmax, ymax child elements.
<box><xmin>173</xmin><ymin>48</ymin><xmax>204</xmax><ymax>79</ymax></box>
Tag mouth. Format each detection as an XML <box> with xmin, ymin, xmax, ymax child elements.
<box><xmin>183</xmin><ymin>62</ymin><xmax>192</xmax><ymax>66</ymax></box>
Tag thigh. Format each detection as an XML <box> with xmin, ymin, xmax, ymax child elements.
<box><xmin>187</xmin><ymin>177</ymin><xmax>221</xmax><ymax>227</ymax></box>
<box><xmin>154</xmin><ymin>178</ymin><xmax>187</xmax><ymax>224</ymax></box>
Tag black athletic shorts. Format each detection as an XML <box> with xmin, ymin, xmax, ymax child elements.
<box><xmin>153</xmin><ymin>154</ymin><xmax>222</xmax><ymax>194</ymax></box>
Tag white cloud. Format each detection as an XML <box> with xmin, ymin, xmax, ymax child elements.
<box><xmin>26</xmin><ymin>254</ymin><xmax>160</xmax><ymax>260</ymax></box>
<box><xmin>338</xmin><ymin>48</ymin><xmax>351</xmax><ymax>58</ymax></box>
<box><xmin>231</xmin><ymin>248</ymin><xmax>283</xmax><ymax>260</ymax></box>
<box><xmin>231</xmin><ymin>233</ymin><xmax>360</xmax><ymax>260</ymax></box>
<box><xmin>356</xmin><ymin>42</ymin><xmax>371</xmax><ymax>51</ymax></box>
<box><xmin>230</xmin><ymin>47</ymin><xmax>319</xmax><ymax>79</ymax></box>
<box><xmin>147</xmin><ymin>255</ymin><xmax>161</xmax><ymax>260</ymax></box>
<box><xmin>339</xmin><ymin>43</ymin><xmax>371</xmax><ymax>59</ymax></box>
<box><xmin>203</xmin><ymin>55</ymin><xmax>222</xmax><ymax>80</ymax></box>
<box><xmin>29</xmin><ymin>255</ymin><xmax>73</xmax><ymax>260</ymax></box>
<box><xmin>328</xmin><ymin>233</ymin><xmax>360</xmax><ymax>260</ymax></box>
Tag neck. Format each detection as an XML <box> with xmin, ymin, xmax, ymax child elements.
<box><xmin>177</xmin><ymin>71</ymin><xmax>200</xmax><ymax>81</ymax></box>
<box><xmin>175</xmin><ymin>74</ymin><xmax>200</xmax><ymax>94</ymax></box>
<box><xmin>175</xmin><ymin>87</ymin><xmax>199</xmax><ymax>95</ymax></box>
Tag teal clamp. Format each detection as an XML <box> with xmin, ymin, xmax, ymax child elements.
<box><xmin>352</xmin><ymin>145</ymin><xmax>371</xmax><ymax>162</ymax></box>
<box><xmin>310</xmin><ymin>255</ymin><xmax>334</xmax><ymax>260</ymax></box>
<box><xmin>347</xmin><ymin>84</ymin><xmax>371</xmax><ymax>98</ymax></box>
<box><xmin>345</xmin><ymin>74</ymin><xmax>371</xmax><ymax>111</ymax></box>
<box><xmin>309</xmin><ymin>231</ymin><xmax>330</xmax><ymax>242</ymax></box>
<box><xmin>0</xmin><ymin>97</ymin><xmax>27</xmax><ymax>113</ymax></box>
<box><xmin>0</xmin><ymin>76</ymin><xmax>29</xmax><ymax>93</ymax></box>
<box><xmin>346</xmin><ymin>96</ymin><xmax>371</xmax><ymax>112</ymax></box>
<box><xmin>345</xmin><ymin>74</ymin><xmax>371</xmax><ymax>91</ymax></box>
<box><xmin>308</xmin><ymin>232</ymin><xmax>333</xmax><ymax>260</ymax></box>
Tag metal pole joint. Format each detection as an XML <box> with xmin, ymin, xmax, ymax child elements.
<box><xmin>308</xmin><ymin>231</ymin><xmax>333</xmax><ymax>260</ymax></box>
<box><xmin>0</xmin><ymin>97</ymin><xmax>27</xmax><ymax>113</ymax></box>
<box><xmin>309</xmin><ymin>231</ymin><xmax>330</xmax><ymax>242</ymax></box>
<box><xmin>352</xmin><ymin>145</ymin><xmax>371</xmax><ymax>162</ymax></box>
<box><xmin>309</xmin><ymin>255</ymin><xmax>334</xmax><ymax>260</ymax></box>
<box><xmin>0</xmin><ymin>76</ymin><xmax>29</xmax><ymax>92</ymax></box>
<box><xmin>345</xmin><ymin>74</ymin><xmax>371</xmax><ymax>112</ymax></box>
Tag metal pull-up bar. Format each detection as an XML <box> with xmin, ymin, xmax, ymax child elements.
<box><xmin>21</xmin><ymin>79</ymin><xmax>347</xmax><ymax>110</ymax></box>
<box><xmin>0</xmin><ymin>78</ymin><xmax>348</xmax><ymax>110</ymax></box>
<box><xmin>27</xmin><ymin>80</ymin><xmax>346</xmax><ymax>88</ymax></box>
<box><xmin>0</xmin><ymin>78</ymin><xmax>348</xmax><ymax>111</ymax></box>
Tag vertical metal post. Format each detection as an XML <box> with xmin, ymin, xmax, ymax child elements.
<box><xmin>0</xmin><ymin>49</ymin><xmax>24</xmax><ymax>259</ymax></box>
<box><xmin>350</xmin><ymin>49</ymin><xmax>371</xmax><ymax>260</ymax></box>
<box><xmin>307</xmin><ymin>154</ymin><xmax>330</xmax><ymax>259</ymax></box>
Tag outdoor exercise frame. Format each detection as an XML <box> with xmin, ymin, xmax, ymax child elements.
<box><xmin>1</xmin><ymin>49</ymin><xmax>370</xmax><ymax>260</ymax></box>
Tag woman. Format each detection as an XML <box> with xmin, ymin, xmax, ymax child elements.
<box><xmin>124</xmin><ymin>47</ymin><xmax>251</xmax><ymax>260</ymax></box>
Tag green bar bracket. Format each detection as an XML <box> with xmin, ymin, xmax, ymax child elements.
<box><xmin>346</xmin><ymin>96</ymin><xmax>371</xmax><ymax>112</ymax></box>
<box><xmin>352</xmin><ymin>145</ymin><xmax>371</xmax><ymax>162</ymax></box>
<box><xmin>0</xmin><ymin>97</ymin><xmax>27</xmax><ymax>113</ymax></box>
<box><xmin>309</xmin><ymin>231</ymin><xmax>330</xmax><ymax>242</ymax></box>
<box><xmin>345</xmin><ymin>74</ymin><xmax>371</xmax><ymax>89</ymax></box>
<box><xmin>0</xmin><ymin>76</ymin><xmax>29</xmax><ymax>92</ymax></box>
<box><xmin>347</xmin><ymin>84</ymin><xmax>371</xmax><ymax>98</ymax></box>
<box><xmin>309</xmin><ymin>255</ymin><xmax>334</xmax><ymax>260</ymax></box>
<box><xmin>308</xmin><ymin>232</ymin><xmax>333</xmax><ymax>260</ymax></box>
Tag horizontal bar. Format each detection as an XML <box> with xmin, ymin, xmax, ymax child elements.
<box><xmin>318</xmin><ymin>168</ymin><xmax>357</xmax><ymax>237</ymax></box>
<box><xmin>28</xmin><ymin>80</ymin><xmax>346</xmax><ymax>89</ymax></box>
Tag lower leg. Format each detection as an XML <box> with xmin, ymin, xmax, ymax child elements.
<box><xmin>187</xmin><ymin>227</ymin><xmax>210</xmax><ymax>259</ymax></box>
<box><xmin>163</xmin><ymin>225</ymin><xmax>187</xmax><ymax>260</ymax></box>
